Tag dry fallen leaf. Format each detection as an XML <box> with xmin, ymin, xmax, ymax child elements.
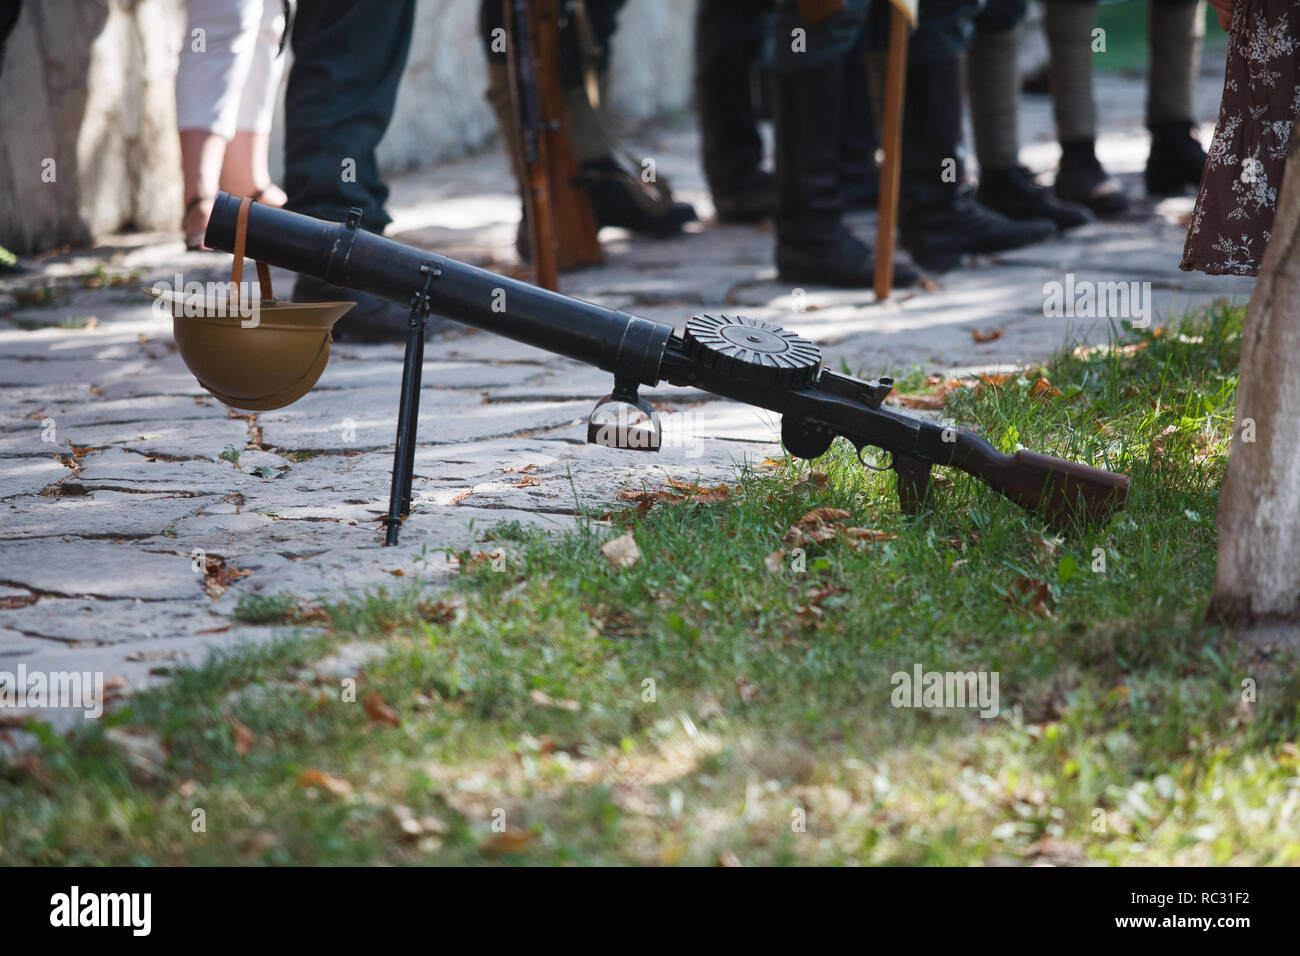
<box><xmin>735</xmin><ymin>676</ymin><xmax>759</xmax><ymax>703</ymax></box>
<box><xmin>843</xmin><ymin>527</ymin><xmax>897</xmax><ymax>542</ymax></box>
<box><xmin>517</xmin><ymin>475</ymin><xmax>540</xmax><ymax>487</ymax></box>
<box><xmin>363</xmin><ymin>691</ymin><xmax>401</xmax><ymax>727</ymax></box>
<box><xmin>764</xmin><ymin>549</ymin><xmax>785</xmax><ymax>574</ymax></box>
<box><xmin>296</xmin><ymin>769</ymin><xmax>353</xmax><ymax>797</ymax></box>
<box><xmin>202</xmin><ymin>556</ymin><xmax>252</xmax><ymax>600</ymax></box>
<box><xmin>1005</xmin><ymin>576</ymin><xmax>1057</xmax><ymax>618</ymax></box>
<box><xmin>417</xmin><ymin>595</ymin><xmax>466</xmax><ymax>625</ymax></box>
<box><xmin>1029</xmin><ymin>377</ymin><xmax>1062</xmax><ymax>399</ymax></box>
<box><xmin>797</xmin><ymin>507</ymin><xmax>851</xmax><ymax>528</ymax></box>
<box><xmin>804</xmin><ymin>584</ymin><xmax>847</xmax><ymax>606</ymax></box>
<box><xmin>1030</xmin><ymin>534</ymin><xmax>1063</xmax><ymax>563</ymax></box>
<box><xmin>481</xmin><ymin>830</ymin><xmax>533</xmax><ymax>855</ymax></box>
<box><xmin>601</xmin><ymin>532</ymin><xmax>642</xmax><ymax>569</ymax></box>
<box><xmin>784</xmin><ymin>507</ymin><xmax>852</xmax><ymax>546</ymax></box>
<box><xmin>222</xmin><ymin>709</ymin><xmax>255</xmax><ymax>755</ymax></box>
<box><xmin>616</xmin><ymin>482</ymin><xmax>732</xmax><ymax>512</ymax></box>
<box><xmin>972</xmin><ymin>327</ymin><xmax>1004</xmax><ymax>343</ymax></box>
<box><xmin>896</xmin><ymin>390</ymin><xmax>949</xmax><ymax>410</ymax></box>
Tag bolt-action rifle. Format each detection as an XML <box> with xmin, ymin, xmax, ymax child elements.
<box><xmin>204</xmin><ymin>194</ymin><xmax>1129</xmax><ymax>545</ymax></box>
<box><xmin>504</xmin><ymin>0</ymin><xmax>602</xmax><ymax>290</ymax></box>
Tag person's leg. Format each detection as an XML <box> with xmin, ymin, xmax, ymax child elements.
<box><xmin>179</xmin><ymin>131</ymin><xmax>229</xmax><ymax>247</ymax></box>
<box><xmin>839</xmin><ymin>22</ymin><xmax>879</xmax><ymax>210</ymax></box>
<box><xmin>968</xmin><ymin>0</ymin><xmax>1092</xmax><ymax>228</ymax></box>
<box><xmin>176</xmin><ymin>0</ymin><xmax>260</xmax><ymax>247</ymax></box>
<box><xmin>482</xmin><ymin>0</ymin><xmax>695</xmax><ymax>242</ymax></box>
<box><xmin>771</xmin><ymin>0</ymin><xmax>919</xmax><ymax>287</ymax></box>
<box><xmin>560</xmin><ymin>0</ymin><xmax>697</xmax><ymax>237</ymax></box>
<box><xmin>967</xmin><ymin>0</ymin><xmax>1024</xmax><ymax>176</ymax></box>
<box><xmin>695</xmin><ymin>0</ymin><xmax>775</xmax><ymax>222</ymax></box>
<box><xmin>866</xmin><ymin>0</ymin><xmax>1055</xmax><ymax>270</ymax></box>
<box><xmin>223</xmin><ymin>132</ymin><xmax>285</xmax><ymax>205</ymax></box>
<box><xmin>221</xmin><ymin>0</ymin><xmax>289</xmax><ymax>205</ymax></box>
<box><xmin>1145</xmin><ymin>0</ymin><xmax>1207</xmax><ymax>195</ymax></box>
<box><xmin>286</xmin><ymin>0</ymin><xmax>439</xmax><ymax>342</ymax></box>
<box><xmin>283</xmin><ymin>0</ymin><xmax>415</xmax><ymax>232</ymax></box>
<box><xmin>1043</xmin><ymin>0</ymin><xmax>1128</xmax><ymax>215</ymax></box>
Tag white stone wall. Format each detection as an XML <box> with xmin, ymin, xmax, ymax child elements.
<box><xmin>0</xmin><ymin>0</ymin><xmax>697</xmax><ymax>253</ymax></box>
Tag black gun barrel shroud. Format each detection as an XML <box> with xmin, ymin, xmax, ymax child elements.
<box><xmin>205</xmin><ymin>193</ymin><xmax>670</xmax><ymax>387</ymax></box>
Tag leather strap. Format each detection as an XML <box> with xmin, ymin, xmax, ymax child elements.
<box><xmin>231</xmin><ymin>195</ymin><xmax>275</xmax><ymax>302</ymax></box>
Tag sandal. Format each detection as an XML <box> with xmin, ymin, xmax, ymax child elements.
<box><xmin>184</xmin><ymin>195</ymin><xmax>215</xmax><ymax>251</ymax></box>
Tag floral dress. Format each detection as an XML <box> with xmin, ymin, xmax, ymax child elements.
<box><xmin>1181</xmin><ymin>0</ymin><xmax>1300</xmax><ymax>276</ymax></box>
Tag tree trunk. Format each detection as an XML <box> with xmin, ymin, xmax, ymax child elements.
<box><xmin>1208</xmin><ymin>114</ymin><xmax>1300</xmax><ymax>626</ymax></box>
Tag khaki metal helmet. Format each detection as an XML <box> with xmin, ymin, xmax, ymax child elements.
<box><xmin>146</xmin><ymin>196</ymin><xmax>354</xmax><ymax>411</ymax></box>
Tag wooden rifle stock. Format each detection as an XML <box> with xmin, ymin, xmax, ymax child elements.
<box><xmin>505</xmin><ymin>0</ymin><xmax>602</xmax><ymax>290</ymax></box>
<box><xmin>951</xmin><ymin>431</ymin><xmax>1129</xmax><ymax>529</ymax></box>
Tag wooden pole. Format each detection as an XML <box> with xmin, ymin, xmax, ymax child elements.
<box><xmin>873</xmin><ymin>6</ymin><xmax>908</xmax><ymax>301</ymax></box>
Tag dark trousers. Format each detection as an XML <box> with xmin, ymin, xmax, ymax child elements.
<box><xmin>696</xmin><ymin>0</ymin><xmax>772</xmax><ymax>189</ymax></box>
<box><xmin>771</xmin><ymin>0</ymin><xmax>988</xmax><ymax>69</ymax></box>
<box><xmin>283</xmin><ymin>0</ymin><xmax>416</xmax><ymax>232</ymax></box>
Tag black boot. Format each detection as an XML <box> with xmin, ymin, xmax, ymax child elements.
<box><xmin>898</xmin><ymin>56</ymin><xmax>1055</xmax><ymax>272</ymax></box>
<box><xmin>577</xmin><ymin>156</ymin><xmax>698</xmax><ymax>237</ymax></box>
<box><xmin>977</xmin><ymin>165</ymin><xmax>1094</xmax><ymax>230</ymax></box>
<box><xmin>1145</xmin><ymin>121</ymin><xmax>1207</xmax><ymax>197</ymax></box>
<box><xmin>1056</xmin><ymin>139</ymin><xmax>1129</xmax><ymax>217</ymax></box>
<box><xmin>774</xmin><ymin>59</ymin><xmax>920</xmax><ymax>289</ymax></box>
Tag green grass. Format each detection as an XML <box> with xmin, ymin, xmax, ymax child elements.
<box><xmin>3</xmin><ymin>303</ymin><xmax>1298</xmax><ymax>866</ymax></box>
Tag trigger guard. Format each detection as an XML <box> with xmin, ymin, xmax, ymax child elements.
<box><xmin>856</xmin><ymin>446</ymin><xmax>892</xmax><ymax>472</ymax></box>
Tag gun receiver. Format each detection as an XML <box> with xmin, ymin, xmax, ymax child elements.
<box><xmin>204</xmin><ymin>195</ymin><xmax>1129</xmax><ymax>537</ymax></box>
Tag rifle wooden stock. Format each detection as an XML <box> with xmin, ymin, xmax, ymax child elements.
<box><xmin>952</xmin><ymin>431</ymin><xmax>1129</xmax><ymax>528</ymax></box>
<box><xmin>507</xmin><ymin>0</ymin><xmax>602</xmax><ymax>289</ymax></box>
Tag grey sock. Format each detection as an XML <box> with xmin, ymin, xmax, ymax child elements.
<box><xmin>1148</xmin><ymin>1</ymin><xmax>1205</xmax><ymax>125</ymax></box>
<box><xmin>967</xmin><ymin>27</ymin><xmax>1022</xmax><ymax>172</ymax></box>
<box><xmin>1044</xmin><ymin>1</ymin><xmax>1098</xmax><ymax>143</ymax></box>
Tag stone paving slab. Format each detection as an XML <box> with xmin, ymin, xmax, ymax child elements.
<box><xmin>0</xmin><ymin>69</ymin><xmax>1256</xmax><ymax>740</ymax></box>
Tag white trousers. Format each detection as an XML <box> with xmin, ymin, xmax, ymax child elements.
<box><xmin>176</xmin><ymin>0</ymin><xmax>288</xmax><ymax>138</ymax></box>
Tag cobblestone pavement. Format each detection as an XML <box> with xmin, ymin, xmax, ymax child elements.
<box><xmin>0</xmin><ymin>69</ymin><xmax>1255</xmax><ymax>738</ymax></box>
